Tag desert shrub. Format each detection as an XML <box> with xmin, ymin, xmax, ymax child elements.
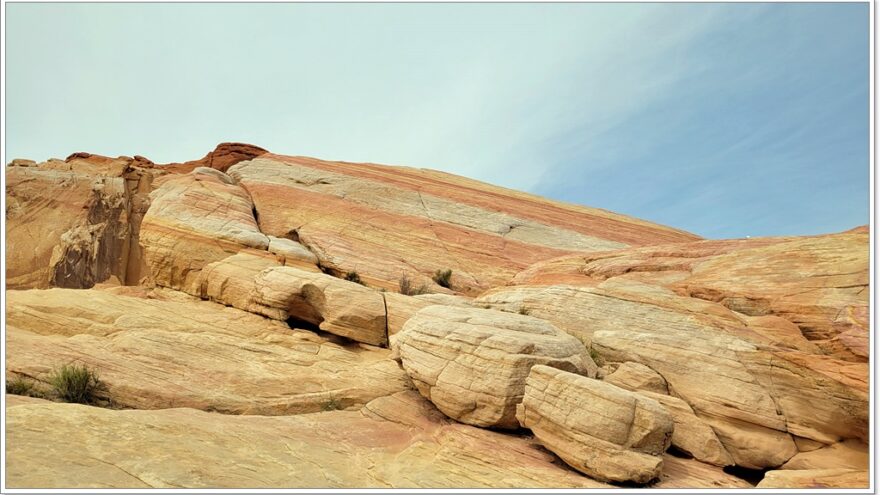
<box><xmin>343</xmin><ymin>271</ymin><xmax>365</xmax><ymax>285</ymax></box>
<box><xmin>399</xmin><ymin>272</ymin><xmax>428</xmax><ymax>296</ymax></box>
<box><xmin>6</xmin><ymin>376</ymin><xmax>36</xmax><ymax>396</ymax></box>
<box><xmin>48</xmin><ymin>363</ymin><xmax>103</xmax><ymax>404</ymax></box>
<box><xmin>518</xmin><ymin>307</ymin><xmax>530</xmax><ymax>315</ymax></box>
<box><xmin>432</xmin><ymin>269</ymin><xmax>453</xmax><ymax>289</ymax></box>
<box><xmin>323</xmin><ymin>396</ymin><xmax>342</xmax><ymax>411</ymax></box>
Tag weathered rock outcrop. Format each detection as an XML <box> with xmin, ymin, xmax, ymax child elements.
<box><xmin>6</xmin><ymin>156</ymin><xmax>158</xmax><ymax>289</ymax></box>
<box><xmin>139</xmin><ymin>168</ymin><xmax>273</xmax><ymax>293</ymax></box>
<box><xmin>6</xmin><ymin>287</ymin><xmax>407</xmax><ymax>414</ymax></box>
<box><xmin>226</xmin><ymin>155</ymin><xmax>699</xmax><ymax>295</ymax></box>
<box><xmin>479</xmin><ymin>273</ymin><xmax>868</xmax><ymax>470</ymax></box>
<box><xmin>394</xmin><ymin>306</ymin><xmax>596</xmax><ymax>428</ymax></box>
<box><xmin>516</xmin><ymin>365</ymin><xmax>674</xmax><ymax>483</ymax></box>
<box><xmin>637</xmin><ymin>391</ymin><xmax>733</xmax><ymax>467</ymax></box>
<box><xmin>512</xmin><ymin>229</ymin><xmax>868</xmax><ymax>361</ymax></box>
<box><xmin>194</xmin><ymin>251</ymin><xmax>386</xmax><ymax>345</ymax></box>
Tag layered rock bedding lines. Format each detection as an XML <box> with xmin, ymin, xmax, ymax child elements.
<box><xmin>4</xmin><ymin>144</ymin><xmax>869</xmax><ymax>489</ymax></box>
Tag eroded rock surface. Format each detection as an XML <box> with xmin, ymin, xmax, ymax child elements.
<box><xmin>516</xmin><ymin>365</ymin><xmax>673</xmax><ymax>483</ymax></box>
<box><xmin>226</xmin><ymin>155</ymin><xmax>699</xmax><ymax>294</ymax></box>
<box><xmin>394</xmin><ymin>306</ymin><xmax>595</xmax><ymax>428</ymax></box>
<box><xmin>6</xmin><ymin>287</ymin><xmax>408</xmax><ymax>414</ymax></box>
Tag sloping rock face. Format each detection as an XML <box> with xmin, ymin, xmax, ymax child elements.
<box><xmin>516</xmin><ymin>365</ymin><xmax>674</xmax><ymax>483</ymax></box>
<box><xmin>394</xmin><ymin>306</ymin><xmax>596</xmax><ymax>428</ymax></box>
<box><xmin>226</xmin><ymin>154</ymin><xmax>699</xmax><ymax>294</ymax></box>
<box><xmin>6</xmin><ymin>287</ymin><xmax>408</xmax><ymax>414</ymax></box>
<box><xmin>6</xmin><ymin>392</ymin><xmax>609</xmax><ymax>489</ymax></box>
<box><xmin>512</xmin><ymin>229</ymin><xmax>868</xmax><ymax>361</ymax></box>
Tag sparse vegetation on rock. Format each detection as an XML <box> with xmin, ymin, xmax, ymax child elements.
<box><xmin>343</xmin><ymin>270</ymin><xmax>365</xmax><ymax>285</ymax></box>
<box><xmin>399</xmin><ymin>272</ymin><xmax>428</xmax><ymax>296</ymax></box>
<box><xmin>48</xmin><ymin>363</ymin><xmax>104</xmax><ymax>405</ymax></box>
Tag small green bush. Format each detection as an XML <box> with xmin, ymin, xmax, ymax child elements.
<box><xmin>399</xmin><ymin>272</ymin><xmax>428</xmax><ymax>296</ymax></box>
<box><xmin>432</xmin><ymin>269</ymin><xmax>453</xmax><ymax>289</ymax></box>
<box><xmin>343</xmin><ymin>271</ymin><xmax>365</xmax><ymax>285</ymax></box>
<box><xmin>48</xmin><ymin>363</ymin><xmax>103</xmax><ymax>404</ymax></box>
<box><xmin>6</xmin><ymin>376</ymin><xmax>36</xmax><ymax>396</ymax></box>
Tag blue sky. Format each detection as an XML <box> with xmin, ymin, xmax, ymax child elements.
<box><xmin>5</xmin><ymin>3</ymin><xmax>869</xmax><ymax>239</ymax></box>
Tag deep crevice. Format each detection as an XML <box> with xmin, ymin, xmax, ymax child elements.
<box><xmin>722</xmin><ymin>465</ymin><xmax>768</xmax><ymax>486</ymax></box>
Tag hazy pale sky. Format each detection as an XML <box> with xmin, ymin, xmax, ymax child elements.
<box><xmin>5</xmin><ymin>3</ymin><xmax>869</xmax><ymax>239</ymax></box>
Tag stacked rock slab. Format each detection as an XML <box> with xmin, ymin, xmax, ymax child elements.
<box><xmin>198</xmin><ymin>251</ymin><xmax>387</xmax><ymax>346</ymax></box>
<box><xmin>394</xmin><ymin>305</ymin><xmax>596</xmax><ymax>428</ymax></box>
<box><xmin>516</xmin><ymin>365</ymin><xmax>674</xmax><ymax>484</ymax></box>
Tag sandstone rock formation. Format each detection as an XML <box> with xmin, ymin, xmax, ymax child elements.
<box><xmin>394</xmin><ymin>306</ymin><xmax>596</xmax><ymax>428</ymax></box>
<box><xmin>516</xmin><ymin>365</ymin><xmax>674</xmax><ymax>483</ymax></box>
<box><xmin>603</xmin><ymin>361</ymin><xmax>669</xmax><ymax>394</ymax></box>
<box><xmin>226</xmin><ymin>154</ymin><xmax>699</xmax><ymax>294</ymax></box>
<box><xmin>4</xmin><ymin>143</ymin><xmax>870</xmax><ymax>489</ymax></box>
<box><xmin>6</xmin><ymin>287</ymin><xmax>407</xmax><ymax>414</ymax></box>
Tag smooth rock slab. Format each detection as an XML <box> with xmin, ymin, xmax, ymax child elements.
<box><xmin>516</xmin><ymin>365</ymin><xmax>674</xmax><ymax>484</ymax></box>
<box><xmin>5</xmin><ymin>392</ymin><xmax>608</xmax><ymax>489</ymax></box>
<box><xmin>6</xmin><ymin>287</ymin><xmax>406</xmax><ymax>414</ymax></box>
<box><xmin>394</xmin><ymin>306</ymin><xmax>595</xmax><ymax>428</ymax></box>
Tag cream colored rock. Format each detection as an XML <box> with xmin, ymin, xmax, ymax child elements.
<box><xmin>482</xmin><ymin>280</ymin><xmax>865</xmax><ymax>468</ymax></box>
<box><xmin>6</xmin><ymin>391</ymin><xmax>609</xmax><ymax>489</ymax></box>
<box><xmin>196</xmin><ymin>252</ymin><xmax>386</xmax><ymax>345</ymax></box>
<box><xmin>639</xmin><ymin>391</ymin><xmax>734</xmax><ymax>467</ymax></box>
<box><xmin>6</xmin><ymin>287</ymin><xmax>407</xmax><ymax>414</ymax></box>
<box><xmin>781</xmin><ymin>440</ymin><xmax>868</xmax><ymax>471</ymax></box>
<box><xmin>604</xmin><ymin>362</ymin><xmax>669</xmax><ymax>394</ymax></box>
<box><xmin>267</xmin><ymin>235</ymin><xmax>319</xmax><ymax>269</ymax></box>
<box><xmin>254</xmin><ymin>266</ymin><xmax>388</xmax><ymax>346</ymax></box>
<box><xmin>757</xmin><ymin>469</ymin><xmax>869</xmax><ymax>488</ymax></box>
<box><xmin>140</xmin><ymin>168</ymin><xmax>270</xmax><ymax>294</ymax></box>
<box><xmin>384</xmin><ymin>292</ymin><xmax>432</xmax><ymax>337</ymax></box>
<box><xmin>395</xmin><ymin>306</ymin><xmax>595</xmax><ymax>428</ymax></box>
<box><xmin>516</xmin><ymin>365</ymin><xmax>673</xmax><ymax>484</ymax></box>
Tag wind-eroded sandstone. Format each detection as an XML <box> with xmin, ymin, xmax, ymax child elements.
<box><xmin>516</xmin><ymin>365</ymin><xmax>674</xmax><ymax>484</ymax></box>
<box><xmin>394</xmin><ymin>306</ymin><xmax>596</xmax><ymax>428</ymax></box>
<box><xmin>6</xmin><ymin>287</ymin><xmax>408</xmax><ymax>414</ymax></box>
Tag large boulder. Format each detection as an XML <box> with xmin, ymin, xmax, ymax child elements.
<box><xmin>394</xmin><ymin>306</ymin><xmax>595</xmax><ymax>428</ymax></box>
<box><xmin>516</xmin><ymin>365</ymin><xmax>674</xmax><ymax>484</ymax></box>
